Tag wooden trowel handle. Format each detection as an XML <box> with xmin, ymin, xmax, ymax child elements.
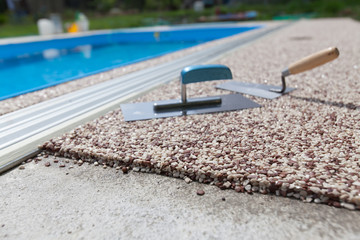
<box><xmin>283</xmin><ymin>47</ymin><xmax>339</xmax><ymax>76</ymax></box>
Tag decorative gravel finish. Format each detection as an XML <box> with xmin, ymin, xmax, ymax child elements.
<box><xmin>41</xmin><ymin>19</ymin><xmax>360</xmax><ymax>210</ymax></box>
<box><xmin>0</xmin><ymin>22</ymin><xmax>273</xmax><ymax>116</ymax></box>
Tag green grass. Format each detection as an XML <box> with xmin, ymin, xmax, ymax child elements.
<box><xmin>88</xmin><ymin>8</ymin><xmax>215</xmax><ymax>30</ymax></box>
<box><xmin>0</xmin><ymin>23</ymin><xmax>38</xmax><ymax>38</ymax></box>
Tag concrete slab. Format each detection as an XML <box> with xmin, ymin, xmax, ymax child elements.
<box><xmin>1</xmin><ymin>157</ymin><xmax>360</xmax><ymax>240</ymax></box>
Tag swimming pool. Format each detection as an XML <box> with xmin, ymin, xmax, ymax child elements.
<box><xmin>0</xmin><ymin>24</ymin><xmax>260</xmax><ymax>100</ymax></box>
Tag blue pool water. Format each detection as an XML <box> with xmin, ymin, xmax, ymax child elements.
<box><xmin>0</xmin><ymin>25</ymin><xmax>260</xmax><ymax>100</ymax></box>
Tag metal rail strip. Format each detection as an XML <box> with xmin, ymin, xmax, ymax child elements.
<box><xmin>0</xmin><ymin>22</ymin><xmax>290</xmax><ymax>174</ymax></box>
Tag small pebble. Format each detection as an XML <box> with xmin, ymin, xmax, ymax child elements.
<box><xmin>222</xmin><ymin>197</ymin><xmax>226</xmax><ymax>201</ymax></box>
<box><xmin>94</xmin><ymin>162</ymin><xmax>99</xmax><ymax>166</ymax></box>
<box><xmin>197</xmin><ymin>190</ymin><xmax>205</xmax><ymax>196</ymax></box>
<box><xmin>341</xmin><ymin>202</ymin><xmax>356</xmax><ymax>210</ymax></box>
<box><xmin>223</xmin><ymin>181</ymin><xmax>231</xmax><ymax>188</ymax></box>
<box><xmin>19</xmin><ymin>166</ymin><xmax>25</xmax><ymax>170</ymax></box>
<box><xmin>121</xmin><ymin>167</ymin><xmax>128</xmax><ymax>174</ymax></box>
<box><xmin>245</xmin><ymin>185</ymin><xmax>252</xmax><ymax>192</ymax></box>
<box><xmin>235</xmin><ymin>186</ymin><xmax>242</xmax><ymax>192</ymax></box>
<box><xmin>45</xmin><ymin>162</ymin><xmax>51</xmax><ymax>167</ymax></box>
<box><xmin>184</xmin><ymin>177</ymin><xmax>192</xmax><ymax>184</ymax></box>
<box><xmin>59</xmin><ymin>164</ymin><xmax>65</xmax><ymax>168</ymax></box>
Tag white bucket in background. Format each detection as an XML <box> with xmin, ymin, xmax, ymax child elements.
<box><xmin>37</xmin><ymin>19</ymin><xmax>56</xmax><ymax>35</ymax></box>
<box><xmin>77</xmin><ymin>13</ymin><xmax>89</xmax><ymax>32</ymax></box>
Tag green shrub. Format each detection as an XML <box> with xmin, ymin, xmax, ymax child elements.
<box><xmin>323</xmin><ymin>0</ymin><xmax>346</xmax><ymax>14</ymax></box>
<box><xmin>0</xmin><ymin>14</ymin><xmax>7</xmax><ymax>25</ymax></box>
<box><xmin>312</xmin><ymin>0</ymin><xmax>346</xmax><ymax>16</ymax></box>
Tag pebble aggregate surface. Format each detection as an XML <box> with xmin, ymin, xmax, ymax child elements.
<box><xmin>38</xmin><ymin>19</ymin><xmax>360</xmax><ymax>210</ymax></box>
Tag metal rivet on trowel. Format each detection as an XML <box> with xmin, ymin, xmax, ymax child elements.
<box><xmin>120</xmin><ymin>65</ymin><xmax>261</xmax><ymax>121</ymax></box>
<box><xmin>216</xmin><ymin>47</ymin><xmax>340</xmax><ymax>99</ymax></box>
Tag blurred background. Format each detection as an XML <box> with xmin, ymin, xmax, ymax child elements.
<box><xmin>0</xmin><ymin>0</ymin><xmax>359</xmax><ymax>38</ymax></box>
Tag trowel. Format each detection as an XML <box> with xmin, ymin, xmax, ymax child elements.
<box><xmin>121</xmin><ymin>65</ymin><xmax>261</xmax><ymax>121</ymax></box>
<box><xmin>216</xmin><ymin>47</ymin><xmax>339</xmax><ymax>99</ymax></box>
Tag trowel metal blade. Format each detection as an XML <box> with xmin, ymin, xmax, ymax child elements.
<box><xmin>121</xmin><ymin>94</ymin><xmax>261</xmax><ymax>122</ymax></box>
<box><xmin>216</xmin><ymin>81</ymin><xmax>296</xmax><ymax>99</ymax></box>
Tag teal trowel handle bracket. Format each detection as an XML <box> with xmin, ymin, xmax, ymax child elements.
<box><xmin>180</xmin><ymin>65</ymin><xmax>233</xmax><ymax>103</ymax></box>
